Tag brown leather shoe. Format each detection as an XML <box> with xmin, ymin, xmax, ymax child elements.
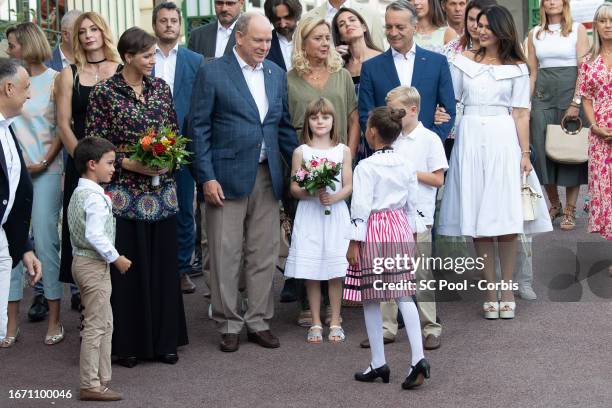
<box><xmin>80</xmin><ymin>387</ymin><xmax>122</xmax><ymax>401</ymax></box>
<box><xmin>424</xmin><ymin>334</ymin><xmax>441</xmax><ymax>350</ymax></box>
<box><xmin>359</xmin><ymin>336</ymin><xmax>394</xmax><ymax>349</ymax></box>
<box><xmin>247</xmin><ymin>330</ymin><xmax>280</xmax><ymax>348</ymax></box>
<box><xmin>220</xmin><ymin>333</ymin><xmax>239</xmax><ymax>352</ymax></box>
<box><xmin>181</xmin><ymin>274</ymin><xmax>196</xmax><ymax>294</ymax></box>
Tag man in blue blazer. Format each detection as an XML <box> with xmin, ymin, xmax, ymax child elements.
<box><xmin>152</xmin><ymin>2</ymin><xmax>204</xmax><ymax>295</ymax></box>
<box><xmin>359</xmin><ymin>0</ymin><xmax>455</xmax><ymax>141</ymax></box>
<box><xmin>189</xmin><ymin>12</ymin><xmax>297</xmax><ymax>352</ymax></box>
<box><xmin>264</xmin><ymin>0</ymin><xmax>302</xmax><ymax>72</ymax></box>
<box><xmin>0</xmin><ymin>59</ymin><xmax>42</xmax><ymax>340</ymax></box>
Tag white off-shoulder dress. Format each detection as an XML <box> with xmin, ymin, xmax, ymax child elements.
<box><xmin>438</xmin><ymin>55</ymin><xmax>553</xmax><ymax>237</ymax></box>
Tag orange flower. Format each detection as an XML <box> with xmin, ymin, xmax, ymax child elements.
<box><xmin>141</xmin><ymin>136</ymin><xmax>153</xmax><ymax>151</ymax></box>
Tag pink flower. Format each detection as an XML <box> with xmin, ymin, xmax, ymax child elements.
<box><xmin>310</xmin><ymin>159</ymin><xmax>319</xmax><ymax>167</ymax></box>
<box><xmin>296</xmin><ymin>168</ymin><xmax>308</xmax><ymax>181</ymax></box>
<box><xmin>319</xmin><ymin>157</ymin><xmax>328</xmax><ymax>163</ymax></box>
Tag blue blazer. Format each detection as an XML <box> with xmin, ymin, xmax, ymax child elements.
<box><xmin>189</xmin><ymin>52</ymin><xmax>297</xmax><ymax>200</ymax></box>
<box><xmin>46</xmin><ymin>46</ymin><xmax>64</xmax><ymax>72</ymax></box>
<box><xmin>266</xmin><ymin>30</ymin><xmax>287</xmax><ymax>71</ymax></box>
<box><xmin>359</xmin><ymin>46</ymin><xmax>456</xmax><ymax>141</ymax></box>
<box><xmin>153</xmin><ymin>46</ymin><xmax>204</xmax><ymax>134</ymax></box>
<box><xmin>1</xmin><ymin>127</ymin><xmax>33</xmax><ymax>267</ymax></box>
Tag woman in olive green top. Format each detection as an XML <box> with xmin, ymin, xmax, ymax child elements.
<box><xmin>288</xmin><ymin>16</ymin><xmax>359</xmax><ymax>157</ymax></box>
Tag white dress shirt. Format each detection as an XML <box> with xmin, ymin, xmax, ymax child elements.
<box><xmin>73</xmin><ymin>178</ymin><xmax>119</xmax><ymax>263</ymax></box>
<box><xmin>233</xmin><ymin>48</ymin><xmax>269</xmax><ymax>162</ymax></box>
<box><xmin>278</xmin><ymin>35</ymin><xmax>293</xmax><ymax>71</ymax></box>
<box><xmin>326</xmin><ymin>0</ymin><xmax>351</xmax><ymax>24</ymax></box>
<box><xmin>393</xmin><ymin>122</ymin><xmax>448</xmax><ymax>226</ymax></box>
<box><xmin>392</xmin><ymin>42</ymin><xmax>417</xmax><ymax>87</ymax></box>
<box><xmin>155</xmin><ymin>43</ymin><xmax>179</xmax><ymax>95</ymax></box>
<box><xmin>59</xmin><ymin>45</ymin><xmax>70</xmax><ymax>69</ymax></box>
<box><xmin>215</xmin><ymin>21</ymin><xmax>237</xmax><ymax>58</ymax></box>
<box><xmin>0</xmin><ymin>114</ymin><xmax>21</xmax><ymax>226</ymax></box>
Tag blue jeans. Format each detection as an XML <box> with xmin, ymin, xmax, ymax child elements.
<box><xmin>16</xmin><ymin>172</ymin><xmax>63</xmax><ymax>300</ymax></box>
<box><xmin>175</xmin><ymin>166</ymin><xmax>195</xmax><ymax>275</ymax></box>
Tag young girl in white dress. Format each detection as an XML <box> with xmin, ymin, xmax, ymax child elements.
<box><xmin>346</xmin><ymin>106</ymin><xmax>430</xmax><ymax>390</ymax></box>
<box><xmin>284</xmin><ymin>98</ymin><xmax>352</xmax><ymax>344</ymax></box>
<box><xmin>438</xmin><ymin>5</ymin><xmax>552</xmax><ymax>319</ymax></box>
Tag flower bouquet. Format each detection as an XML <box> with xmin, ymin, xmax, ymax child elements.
<box><xmin>292</xmin><ymin>157</ymin><xmax>342</xmax><ymax>215</ymax></box>
<box><xmin>129</xmin><ymin>126</ymin><xmax>190</xmax><ymax>186</ymax></box>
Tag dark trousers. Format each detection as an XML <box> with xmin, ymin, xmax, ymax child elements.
<box><xmin>174</xmin><ymin>166</ymin><xmax>195</xmax><ymax>275</ymax></box>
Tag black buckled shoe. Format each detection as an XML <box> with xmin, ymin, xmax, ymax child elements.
<box><xmin>401</xmin><ymin>359</ymin><xmax>430</xmax><ymax>390</ymax></box>
<box><xmin>354</xmin><ymin>364</ymin><xmax>391</xmax><ymax>383</ymax></box>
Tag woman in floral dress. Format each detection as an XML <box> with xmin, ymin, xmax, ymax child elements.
<box><xmin>85</xmin><ymin>28</ymin><xmax>188</xmax><ymax>367</ymax></box>
<box><xmin>578</xmin><ymin>3</ymin><xmax>612</xmax><ymax>241</ymax></box>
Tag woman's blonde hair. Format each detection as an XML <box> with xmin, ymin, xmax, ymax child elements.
<box><xmin>9</xmin><ymin>22</ymin><xmax>52</xmax><ymax>64</ymax></box>
<box><xmin>292</xmin><ymin>17</ymin><xmax>343</xmax><ymax>77</ymax></box>
<box><xmin>72</xmin><ymin>12</ymin><xmax>120</xmax><ymax>71</ymax></box>
<box><xmin>536</xmin><ymin>0</ymin><xmax>573</xmax><ymax>39</ymax></box>
<box><xmin>301</xmin><ymin>97</ymin><xmax>339</xmax><ymax>145</ymax></box>
<box><xmin>589</xmin><ymin>3</ymin><xmax>612</xmax><ymax>60</ymax></box>
<box><xmin>385</xmin><ymin>86</ymin><xmax>421</xmax><ymax>113</ymax></box>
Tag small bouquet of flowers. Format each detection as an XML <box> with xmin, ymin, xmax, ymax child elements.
<box><xmin>129</xmin><ymin>126</ymin><xmax>191</xmax><ymax>186</ymax></box>
<box><xmin>292</xmin><ymin>157</ymin><xmax>342</xmax><ymax>215</ymax></box>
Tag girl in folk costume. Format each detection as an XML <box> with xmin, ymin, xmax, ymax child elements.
<box><xmin>285</xmin><ymin>98</ymin><xmax>352</xmax><ymax>343</ymax></box>
<box><xmin>345</xmin><ymin>107</ymin><xmax>430</xmax><ymax>390</ymax></box>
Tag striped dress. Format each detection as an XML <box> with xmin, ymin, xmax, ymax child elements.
<box><xmin>343</xmin><ymin>149</ymin><xmax>424</xmax><ymax>302</ymax></box>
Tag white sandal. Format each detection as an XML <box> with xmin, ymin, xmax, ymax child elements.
<box><xmin>307</xmin><ymin>325</ymin><xmax>323</xmax><ymax>344</ymax></box>
<box><xmin>328</xmin><ymin>325</ymin><xmax>345</xmax><ymax>343</ymax></box>
<box><xmin>499</xmin><ymin>301</ymin><xmax>516</xmax><ymax>319</ymax></box>
<box><xmin>483</xmin><ymin>302</ymin><xmax>499</xmax><ymax>320</ymax></box>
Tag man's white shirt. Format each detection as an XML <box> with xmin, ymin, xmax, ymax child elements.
<box><xmin>215</xmin><ymin>20</ymin><xmax>237</xmax><ymax>58</ymax></box>
<box><xmin>0</xmin><ymin>114</ymin><xmax>20</xmax><ymax>226</ymax></box>
<box><xmin>277</xmin><ymin>35</ymin><xmax>293</xmax><ymax>71</ymax></box>
<box><xmin>392</xmin><ymin>42</ymin><xmax>417</xmax><ymax>87</ymax></box>
<box><xmin>155</xmin><ymin>43</ymin><xmax>179</xmax><ymax>95</ymax></box>
<box><xmin>233</xmin><ymin>48</ymin><xmax>268</xmax><ymax>162</ymax></box>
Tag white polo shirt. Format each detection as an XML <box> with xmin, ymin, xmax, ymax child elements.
<box><xmin>393</xmin><ymin>122</ymin><xmax>448</xmax><ymax>226</ymax></box>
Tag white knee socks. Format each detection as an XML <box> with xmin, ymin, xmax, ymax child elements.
<box><xmin>363</xmin><ymin>301</ymin><xmax>386</xmax><ymax>370</ymax></box>
<box><xmin>397</xmin><ymin>299</ymin><xmax>425</xmax><ymax>366</ymax></box>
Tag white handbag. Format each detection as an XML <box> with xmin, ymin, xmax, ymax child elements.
<box><xmin>545</xmin><ymin>116</ymin><xmax>589</xmax><ymax>164</ymax></box>
<box><xmin>521</xmin><ymin>173</ymin><xmax>542</xmax><ymax>222</ymax></box>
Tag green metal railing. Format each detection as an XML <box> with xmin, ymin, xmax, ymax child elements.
<box><xmin>182</xmin><ymin>0</ymin><xmax>215</xmax><ymax>43</ymax></box>
<box><xmin>1</xmin><ymin>0</ymin><xmax>136</xmax><ymax>46</ymax></box>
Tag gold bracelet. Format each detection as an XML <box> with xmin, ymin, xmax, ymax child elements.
<box><xmin>521</xmin><ymin>150</ymin><xmax>531</xmax><ymax>155</ymax></box>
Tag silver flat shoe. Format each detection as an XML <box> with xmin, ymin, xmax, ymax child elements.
<box><xmin>44</xmin><ymin>324</ymin><xmax>65</xmax><ymax>345</ymax></box>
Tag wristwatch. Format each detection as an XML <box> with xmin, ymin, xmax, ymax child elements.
<box><xmin>572</xmin><ymin>96</ymin><xmax>582</xmax><ymax>106</ymax></box>
<box><xmin>41</xmin><ymin>159</ymin><xmax>49</xmax><ymax>168</ymax></box>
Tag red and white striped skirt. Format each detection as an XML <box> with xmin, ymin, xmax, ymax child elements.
<box><xmin>343</xmin><ymin>208</ymin><xmax>416</xmax><ymax>302</ymax></box>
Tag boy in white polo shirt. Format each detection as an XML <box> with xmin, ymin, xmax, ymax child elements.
<box><xmin>384</xmin><ymin>86</ymin><xmax>448</xmax><ymax>350</ymax></box>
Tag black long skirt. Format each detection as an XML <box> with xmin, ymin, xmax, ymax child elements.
<box><xmin>111</xmin><ymin>216</ymin><xmax>188</xmax><ymax>358</ymax></box>
<box><xmin>59</xmin><ymin>157</ymin><xmax>79</xmax><ymax>284</ymax></box>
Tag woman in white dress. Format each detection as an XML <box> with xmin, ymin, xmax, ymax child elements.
<box><xmin>439</xmin><ymin>5</ymin><xmax>552</xmax><ymax>319</ymax></box>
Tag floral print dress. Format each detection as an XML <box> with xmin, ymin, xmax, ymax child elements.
<box><xmin>578</xmin><ymin>54</ymin><xmax>612</xmax><ymax>240</ymax></box>
<box><xmin>86</xmin><ymin>73</ymin><xmax>179</xmax><ymax>221</ymax></box>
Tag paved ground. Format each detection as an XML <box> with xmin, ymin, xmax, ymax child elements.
<box><xmin>1</xmin><ymin>201</ymin><xmax>611</xmax><ymax>408</ymax></box>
